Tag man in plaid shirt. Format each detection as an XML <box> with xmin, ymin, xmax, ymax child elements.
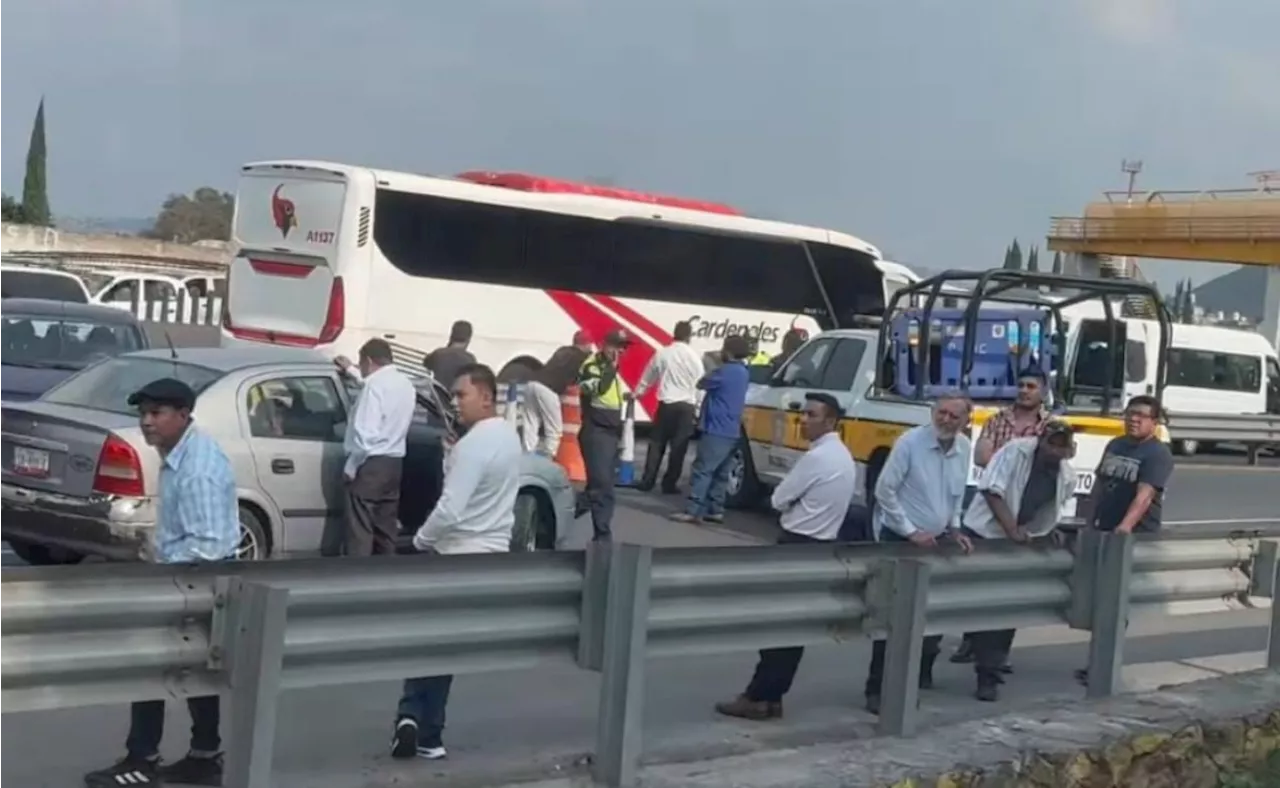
<box><xmin>951</xmin><ymin>368</ymin><xmax>1050</xmax><ymax>667</ymax></box>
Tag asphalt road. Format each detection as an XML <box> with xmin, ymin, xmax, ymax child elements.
<box><xmin>4</xmin><ymin>464</ymin><xmax>1280</xmax><ymax>788</ymax></box>
<box><xmin>3</xmin><ymin>443</ymin><xmax>1277</xmax><ymax>784</ymax></box>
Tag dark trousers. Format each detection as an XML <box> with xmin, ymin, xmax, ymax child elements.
<box><xmin>126</xmin><ymin>696</ymin><xmax>220</xmax><ymax>759</ymax></box>
<box><xmin>640</xmin><ymin>401</ymin><xmax>695</xmax><ymax>491</ymax></box>
<box><xmin>743</xmin><ymin>530</ymin><xmax>828</xmax><ymax>703</ymax></box>
<box><xmin>344</xmin><ymin>455</ymin><xmax>403</xmax><ymax>556</ymax></box>
<box><xmin>397</xmin><ymin>675</ymin><xmax>454</xmax><ymax>748</ymax></box>
<box><xmin>959</xmin><ymin>527</ymin><xmax>1016</xmax><ymax>683</ymax></box>
<box><xmin>866</xmin><ymin>527</ymin><xmax>942</xmax><ymax>697</ymax></box>
<box><xmin>580</xmin><ymin>425</ymin><xmax>620</xmax><ymax>540</ymax></box>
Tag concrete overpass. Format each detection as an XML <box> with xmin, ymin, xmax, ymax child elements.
<box><xmin>1</xmin><ymin>222</ymin><xmax>229</xmax><ymax>272</ymax></box>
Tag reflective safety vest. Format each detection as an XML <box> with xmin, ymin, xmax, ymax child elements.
<box><xmin>748</xmin><ymin>350</ymin><xmax>771</xmax><ymax>366</ymax></box>
<box><xmin>578</xmin><ymin>353</ymin><xmax>623</xmax><ymax>410</ymax></box>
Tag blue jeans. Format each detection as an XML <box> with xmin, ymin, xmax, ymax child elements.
<box><xmin>685</xmin><ymin>434</ymin><xmax>738</xmax><ymax>517</ymax></box>
<box><xmin>396</xmin><ymin>675</ymin><xmax>454</xmax><ymax>748</ymax></box>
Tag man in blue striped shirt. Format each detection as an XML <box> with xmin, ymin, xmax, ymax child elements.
<box><xmin>85</xmin><ymin>378</ymin><xmax>239</xmax><ymax>788</ymax></box>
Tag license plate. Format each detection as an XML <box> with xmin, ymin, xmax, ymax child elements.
<box><xmin>13</xmin><ymin>446</ymin><xmax>50</xmax><ymax>477</ymax></box>
<box><xmin>1074</xmin><ymin>472</ymin><xmax>1095</xmax><ymax>495</ymax></box>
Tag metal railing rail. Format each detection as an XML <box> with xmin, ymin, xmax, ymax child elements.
<box><xmin>1048</xmin><ymin>215</ymin><xmax>1280</xmax><ymax>243</ymax></box>
<box><xmin>5</xmin><ymin>529</ymin><xmax>1280</xmax><ymax>788</ymax></box>
<box><xmin>1166</xmin><ymin>412</ymin><xmax>1280</xmax><ymax>464</ymax></box>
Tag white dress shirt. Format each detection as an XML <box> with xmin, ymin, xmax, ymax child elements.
<box><xmin>770</xmin><ymin>431</ymin><xmax>857</xmax><ymax>540</ymax></box>
<box><xmin>635</xmin><ymin>342</ymin><xmax>704</xmax><ymax>405</ymax></box>
<box><xmin>964</xmin><ymin>437</ymin><xmax>1075</xmax><ymax>540</ymax></box>
<box><xmin>873</xmin><ymin>425</ymin><xmax>971</xmax><ymax>540</ymax></box>
<box><xmin>414</xmin><ymin>417</ymin><xmax>521</xmax><ymax>555</ymax></box>
<box><xmin>343</xmin><ymin>364</ymin><xmax>417</xmax><ymax>479</ymax></box>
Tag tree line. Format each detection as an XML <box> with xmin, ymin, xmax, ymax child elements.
<box><xmin>2</xmin><ymin>99</ymin><xmax>233</xmax><ymax>243</ymax></box>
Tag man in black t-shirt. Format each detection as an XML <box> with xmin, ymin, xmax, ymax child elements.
<box><xmin>424</xmin><ymin>320</ymin><xmax>477</xmax><ymax>386</ymax></box>
<box><xmin>1075</xmin><ymin>395</ymin><xmax>1174</xmax><ymax>686</ymax></box>
<box><xmin>1090</xmin><ymin>395</ymin><xmax>1174</xmax><ymax>534</ymax></box>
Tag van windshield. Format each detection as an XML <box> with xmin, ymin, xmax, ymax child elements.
<box><xmin>44</xmin><ymin>357</ymin><xmax>223</xmax><ymax>415</ymax></box>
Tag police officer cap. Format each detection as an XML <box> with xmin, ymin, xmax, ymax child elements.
<box><xmin>127</xmin><ymin>378</ymin><xmax>197</xmax><ymax>410</ymax></box>
<box><xmin>603</xmin><ymin>329</ymin><xmax>632</xmax><ymax>347</ymax></box>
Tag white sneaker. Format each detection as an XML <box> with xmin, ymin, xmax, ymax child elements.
<box><xmin>417</xmin><ymin>745</ymin><xmax>447</xmax><ymax>760</ymax></box>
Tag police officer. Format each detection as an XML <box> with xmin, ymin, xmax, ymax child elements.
<box><xmin>577</xmin><ymin>329</ymin><xmax>631</xmax><ymax>541</ymax></box>
<box><xmin>745</xmin><ymin>335</ymin><xmax>772</xmax><ymax>368</ymax></box>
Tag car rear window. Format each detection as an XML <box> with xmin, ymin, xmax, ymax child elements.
<box><xmin>1</xmin><ymin>270</ymin><xmax>89</xmax><ymax>303</ymax></box>
<box><xmin>3</xmin><ymin>313</ymin><xmax>144</xmax><ymax>367</ymax></box>
<box><xmin>43</xmin><ymin>357</ymin><xmax>223</xmax><ymax>415</ymax></box>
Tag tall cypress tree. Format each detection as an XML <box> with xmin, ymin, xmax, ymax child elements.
<box><xmin>1026</xmin><ymin>245</ymin><xmax>1040</xmax><ymax>272</ymax></box>
<box><xmin>22</xmin><ymin>99</ymin><xmax>51</xmax><ymax>226</ymax></box>
<box><xmin>1051</xmin><ymin>249</ymin><xmax>1064</xmax><ymax>275</ymax></box>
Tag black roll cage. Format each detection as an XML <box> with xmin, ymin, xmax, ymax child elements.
<box><xmin>874</xmin><ymin>269</ymin><xmax>1171</xmax><ymax>415</ymax></box>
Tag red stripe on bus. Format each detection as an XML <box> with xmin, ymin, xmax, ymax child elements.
<box><xmin>592</xmin><ymin>294</ymin><xmax>674</xmax><ymax>347</ymax></box>
<box><xmin>545</xmin><ymin>290</ymin><xmax>660</xmax><ymax>417</ymax></box>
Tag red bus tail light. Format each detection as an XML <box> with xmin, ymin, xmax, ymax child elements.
<box><xmin>318</xmin><ymin>276</ymin><xmax>344</xmax><ymax>344</ymax></box>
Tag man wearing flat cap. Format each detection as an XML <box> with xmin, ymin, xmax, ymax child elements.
<box><xmin>85</xmin><ymin>378</ymin><xmax>239</xmax><ymax>788</ymax></box>
<box><xmin>960</xmin><ymin>419</ymin><xmax>1077</xmax><ymax>702</ymax></box>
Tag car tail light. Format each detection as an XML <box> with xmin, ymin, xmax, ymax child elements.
<box><xmin>94</xmin><ymin>435</ymin><xmax>145</xmax><ymax>497</ymax></box>
<box><xmin>318</xmin><ymin>276</ymin><xmax>345</xmax><ymax>344</ymax></box>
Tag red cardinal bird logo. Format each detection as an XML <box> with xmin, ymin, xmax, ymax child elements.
<box><xmin>271</xmin><ymin>185</ymin><xmax>298</xmax><ymax>238</ymax></box>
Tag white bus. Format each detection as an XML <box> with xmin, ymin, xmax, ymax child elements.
<box><xmin>222</xmin><ymin>160</ymin><xmax>891</xmax><ymax>418</ymax></box>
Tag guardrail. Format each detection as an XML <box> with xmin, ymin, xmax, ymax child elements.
<box><xmin>1167</xmin><ymin>412</ymin><xmax>1280</xmax><ymax>463</ymax></box>
<box><xmin>5</xmin><ymin>529</ymin><xmax>1280</xmax><ymax>788</ymax></box>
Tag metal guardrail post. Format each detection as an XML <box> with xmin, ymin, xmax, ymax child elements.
<box><xmin>1068</xmin><ymin>529</ymin><xmax>1103</xmax><ymax>630</ymax></box>
<box><xmin>1270</xmin><ymin>558</ymin><xmax>1280</xmax><ymax>671</ymax></box>
<box><xmin>1251</xmin><ymin>540</ymin><xmax>1279</xmax><ymax>598</ymax></box>
<box><xmin>1086</xmin><ymin>533</ymin><xmax>1135</xmax><ymax>699</ymax></box>
<box><xmin>224</xmin><ymin>581</ymin><xmax>290</xmax><ymax>788</ymax></box>
<box><xmin>876</xmin><ymin>558</ymin><xmax>931</xmax><ymax>737</ymax></box>
<box><xmin>593</xmin><ymin>543</ymin><xmax>653</xmax><ymax>788</ymax></box>
<box><xmin>578</xmin><ymin>541</ymin><xmax>611</xmax><ymax>671</ymax></box>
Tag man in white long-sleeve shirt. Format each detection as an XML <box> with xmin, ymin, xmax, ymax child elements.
<box><xmin>333</xmin><ymin>339</ymin><xmax>416</xmax><ymax>556</ymax></box>
<box><xmin>864</xmin><ymin>393</ymin><xmax>974</xmax><ymax>715</ymax></box>
<box><xmin>394</xmin><ymin>363</ymin><xmax>521</xmax><ymax>761</ymax></box>
<box><xmin>635</xmin><ymin>320</ymin><xmax>704</xmax><ymax>493</ymax></box>
<box><xmin>714</xmin><ymin>393</ymin><xmax>856</xmax><ymax>720</ymax></box>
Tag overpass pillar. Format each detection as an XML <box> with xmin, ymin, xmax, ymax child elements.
<box><xmin>1263</xmin><ymin>266</ymin><xmax>1280</xmax><ymax>352</ymax></box>
<box><xmin>1067</xmin><ymin>252</ymin><xmax>1104</xmax><ymax>279</ymax></box>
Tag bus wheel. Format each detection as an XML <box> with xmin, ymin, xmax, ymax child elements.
<box><xmin>725</xmin><ymin>437</ymin><xmax>762</xmax><ymax>510</ymax></box>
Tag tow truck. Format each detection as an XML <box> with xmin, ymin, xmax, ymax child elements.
<box><xmin>727</xmin><ymin>269</ymin><xmax>1172</xmax><ymax>524</ymax></box>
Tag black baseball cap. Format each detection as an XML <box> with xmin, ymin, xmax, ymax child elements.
<box><xmin>128</xmin><ymin>378</ymin><xmax>197</xmax><ymax>410</ymax></box>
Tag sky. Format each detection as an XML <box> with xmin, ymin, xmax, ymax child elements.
<box><xmin>3</xmin><ymin>0</ymin><xmax>1277</xmax><ymax>287</ymax></box>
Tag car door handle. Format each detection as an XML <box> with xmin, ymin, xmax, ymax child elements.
<box><xmin>271</xmin><ymin>458</ymin><xmax>295</xmax><ymax>475</ymax></box>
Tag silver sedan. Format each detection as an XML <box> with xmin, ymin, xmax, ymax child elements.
<box><xmin>0</xmin><ymin>346</ymin><xmax>581</xmax><ymax>564</ymax></box>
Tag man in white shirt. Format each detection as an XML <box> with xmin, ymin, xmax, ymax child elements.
<box><xmin>714</xmin><ymin>393</ymin><xmax>856</xmax><ymax>721</ymax></box>
<box><xmin>962</xmin><ymin>420</ymin><xmax>1076</xmax><ymax>701</ymax></box>
<box><xmin>393</xmin><ymin>363</ymin><xmax>522</xmax><ymax>761</ymax></box>
<box><xmin>635</xmin><ymin>320</ymin><xmax>704</xmax><ymax>494</ymax></box>
<box><xmin>333</xmin><ymin>339</ymin><xmax>416</xmax><ymax>556</ymax></box>
<box><xmin>864</xmin><ymin>393</ymin><xmax>974</xmax><ymax>715</ymax></box>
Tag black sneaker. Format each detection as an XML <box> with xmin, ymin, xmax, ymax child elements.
<box><xmin>391</xmin><ymin>717</ymin><xmax>418</xmax><ymax>759</ymax></box>
<box><xmin>84</xmin><ymin>756</ymin><xmax>160</xmax><ymax>787</ymax></box>
<box><xmin>159</xmin><ymin>753</ymin><xmax>223</xmax><ymax>786</ymax></box>
<box><xmin>975</xmin><ymin>683</ymin><xmax>999</xmax><ymax>702</ymax></box>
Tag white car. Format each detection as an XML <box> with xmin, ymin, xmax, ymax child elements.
<box><xmin>1</xmin><ymin>346</ymin><xmax>581</xmax><ymax>564</ymax></box>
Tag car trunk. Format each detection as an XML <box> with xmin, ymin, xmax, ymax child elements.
<box><xmin>1</xmin><ymin>402</ymin><xmax>147</xmax><ymax>499</ymax></box>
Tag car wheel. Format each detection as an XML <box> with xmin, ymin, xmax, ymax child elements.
<box><xmin>236</xmin><ymin>505</ymin><xmax>271</xmax><ymax>561</ymax></box>
<box><xmin>510</xmin><ymin>491</ymin><xmax>554</xmax><ymax>552</ymax></box>
<box><xmin>725</xmin><ymin>436</ymin><xmax>762</xmax><ymax>510</ymax></box>
<box><xmin>7</xmin><ymin>539</ymin><xmax>84</xmax><ymax>566</ymax></box>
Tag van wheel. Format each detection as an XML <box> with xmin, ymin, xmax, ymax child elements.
<box><xmin>725</xmin><ymin>436</ymin><xmax>762</xmax><ymax>510</ymax></box>
<box><xmin>511</xmin><ymin>491</ymin><xmax>555</xmax><ymax>552</ymax></box>
<box><xmin>236</xmin><ymin>505</ymin><xmax>271</xmax><ymax>561</ymax></box>
<box><xmin>1174</xmin><ymin>439</ymin><xmax>1199</xmax><ymax>457</ymax></box>
<box><xmin>7</xmin><ymin>539</ymin><xmax>84</xmax><ymax>566</ymax></box>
